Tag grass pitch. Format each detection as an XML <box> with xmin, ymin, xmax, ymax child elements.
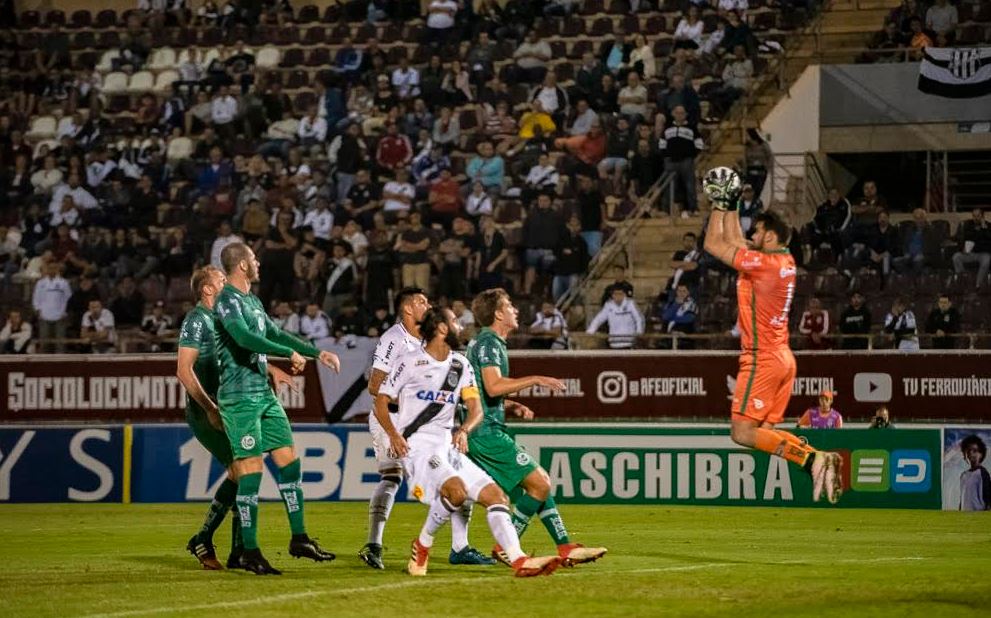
<box><xmin>1</xmin><ymin>503</ymin><xmax>988</xmax><ymax>617</ymax></box>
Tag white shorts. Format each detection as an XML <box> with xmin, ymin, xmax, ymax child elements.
<box><xmin>403</xmin><ymin>440</ymin><xmax>494</xmax><ymax>506</ymax></box>
<box><xmin>369</xmin><ymin>413</ymin><xmax>403</xmax><ymax>472</ymax></box>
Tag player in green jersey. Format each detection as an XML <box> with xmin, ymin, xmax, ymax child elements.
<box><xmin>466</xmin><ymin>288</ymin><xmax>607</xmax><ymax>567</ymax></box>
<box><xmin>177</xmin><ymin>266</ymin><xmax>296</xmax><ymax>570</ymax></box>
<box><xmin>215</xmin><ymin>243</ymin><xmax>341</xmax><ymax>575</ymax></box>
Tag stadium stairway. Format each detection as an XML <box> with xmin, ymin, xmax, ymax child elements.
<box><xmin>576</xmin><ymin>0</ymin><xmax>901</xmax><ymax>323</ymax></box>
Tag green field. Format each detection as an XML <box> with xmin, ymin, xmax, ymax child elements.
<box><xmin>1</xmin><ymin>503</ymin><xmax>988</xmax><ymax>617</ymax></box>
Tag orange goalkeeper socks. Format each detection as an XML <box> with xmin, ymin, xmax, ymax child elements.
<box><xmin>753</xmin><ymin>428</ymin><xmax>814</xmax><ymax>467</ymax></box>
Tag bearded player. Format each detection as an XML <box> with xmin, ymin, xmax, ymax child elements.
<box><xmin>215</xmin><ymin>243</ymin><xmax>341</xmax><ymax>574</ymax></box>
<box><xmin>467</xmin><ymin>289</ymin><xmax>607</xmax><ymax>566</ymax></box>
<box><xmin>701</xmin><ymin>169</ymin><xmax>842</xmax><ymax>503</ymax></box>
<box><xmin>359</xmin><ymin>288</ymin><xmax>493</xmax><ymax>569</ymax></box>
<box><xmin>177</xmin><ymin>266</ymin><xmax>296</xmax><ymax>570</ymax></box>
<box><xmin>374</xmin><ymin>307</ymin><xmax>562</xmax><ymax>577</ymax></box>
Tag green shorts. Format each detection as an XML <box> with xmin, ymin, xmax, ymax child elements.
<box><xmin>185</xmin><ymin>405</ymin><xmax>235</xmax><ymax>467</ymax></box>
<box><xmin>219</xmin><ymin>392</ymin><xmax>294</xmax><ymax>460</ymax></box>
<box><xmin>466</xmin><ymin>429</ymin><xmax>538</xmax><ymax>494</ymax></box>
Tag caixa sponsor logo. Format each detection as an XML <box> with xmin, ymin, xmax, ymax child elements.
<box><xmin>415</xmin><ymin>390</ymin><xmax>457</xmax><ymax>403</ymax></box>
<box><xmin>837</xmin><ymin>449</ymin><xmax>932</xmax><ymax>493</ymax></box>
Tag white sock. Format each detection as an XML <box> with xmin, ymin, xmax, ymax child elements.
<box><xmin>486</xmin><ymin>504</ymin><xmax>524</xmax><ymax>562</ymax></box>
<box><xmin>450</xmin><ymin>500</ymin><xmax>472</xmax><ymax>552</ymax></box>
<box><xmin>419</xmin><ymin>496</ymin><xmax>455</xmax><ymax>548</ymax></box>
<box><xmin>367</xmin><ymin>474</ymin><xmax>401</xmax><ymax>546</ymax></box>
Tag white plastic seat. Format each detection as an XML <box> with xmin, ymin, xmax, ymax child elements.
<box><xmin>154</xmin><ymin>69</ymin><xmax>179</xmax><ymax>93</ymax></box>
<box><xmin>148</xmin><ymin>47</ymin><xmax>176</xmax><ymax>71</ymax></box>
<box><xmin>96</xmin><ymin>50</ymin><xmax>120</xmax><ymax>73</ymax></box>
<box><xmin>102</xmin><ymin>71</ymin><xmax>128</xmax><ymax>94</ymax></box>
<box><xmin>25</xmin><ymin>116</ymin><xmax>57</xmax><ymax>142</ymax></box>
<box><xmin>127</xmin><ymin>71</ymin><xmax>154</xmax><ymax>93</ymax></box>
<box><xmin>166</xmin><ymin>136</ymin><xmax>193</xmax><ymax>162</ymax></box>
<box><xmin>256</xmin><ymin>46</ymin><xmax>281</xmax><ymax>69</ymax></box>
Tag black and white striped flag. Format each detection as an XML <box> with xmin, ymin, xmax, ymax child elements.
<box><xmin>918</xmin><ymin>48</ymin><xmax>991</xmax><ymax>98</ymax></box>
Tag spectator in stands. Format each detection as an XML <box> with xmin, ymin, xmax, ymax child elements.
<box><xmin>720</xmin><ymin>10</ymin><xmax>755</xmax><ymax>58</ymax></box>
<box><xmin>894</xmin><ymin>208</ymin><xmax>942</xmax><ymax>274</ymax></box>
<box><xmin>382</xmin><ymin>168</ymin><xmax>415</xmax><ymax>220</ymax></box>
<box><xmin>838</xmin><ymin>292</ymin><xmax>872</xmax><ymax>349</ymax></box>
<box><xmin>466</xmin><ymin>31</ymin><xmax>497</xmax><ymax>86</ymax></box>
<box><xmin>140</xmin><ymin>300</ymin><xmax>175</xmax><ymax>352</ymax></box>
<box><xmin>532</xmin><ymin>73</ymin><xmax>569</xmax><ymax>127</ymax></box>
<box><xmin>861</xmin><ymin>21</ymin><xmax>907</xmax><ymax>63</ymax></box>
<box><xmin>587</xmin><ymin>287</ymin><xmax>644</xmax><ymax>350</ymax></box>
<box><xmin>710</xmin><ymin>45</ymin><xmax>753</xmax><ymax>118</ymax></box>
<box><xmin>0</xmin><ymin>309</ymin><xmax>32</xmax><ymax>354</ymax></box>
<box><xmin>891</xmin><ymin>0</ymin><xmax>925</xmax><ymax>37</ymax></box>
<box><xmin>209</xmin><ymin>221</ymin><xmax>242</xmax><ymax>269</ymax></box>
<box><xmin>575</xmin><ymin>53</ymin><xmax>606</xmax><ymax>101</ymax></box>
<box><xmin>601</xmin><ymin>33</ymin><xmax>632</xmax><ymax>77</ymax></box>
<box><xmin>529</xmin><ymin>301</ymin><xmax>569</xmax><ymax>350</ymax></box>
<box><xmin>658</xmin><ymin>283</ymin><xmax>698</xmax><ymax>348</ymax></box>
<box><xmin>884</xmin><ymin>297</ymin><xmax>920</xmax><ymax>351</ymax></box>
<box><xmin>431</xmin><ymin>106</ymin><xmax>461</xmax><ymax>151</ymax></box>
<box><xmin>629</xmin><ymin>138</ymin><xmax>661</xmax><ymax>199</ymax></box>
<box><xmin>375</xmin><ymin>122</ymin><xmax>413</xmax><ymax>175</ymax></box>
<box><xmin>522</xmin><ymin>193</ymin><xmax>565</xmax><ymax>296</ymax></box>
<box><xmin>512</xmin><ymin>30</ymin><xmax>552</xmax><ymax>84</ymax></box>
<box><xmin>521</xmin><ymin>153</ymin><xmax>560</xmax><ymax>205</ymax></box>
<box><xmin>798</xmin><ymin>297</ymin><xmax>832</xmax><ymax>350</ymax></box>
<box><xmin>109</xmin><ymin>276</ymin><xmax>145</xmax><ymax>328</ymax></box>
<box><xmin>925</xmin><ymin>0</ymin><xmax>958</xmax><ymax>42</ymax></box>
<box><xmin>811</xmin><ymin>188</ymin><xmax>851</xmax><ymax>260</ymax></box>
<box><xmin>552</xmin><ymin>215</ymin><xmax>589</xmax><ymax>302</ymax></box>
<box><xmin>342</xmin><ymin>168</ymin><xmax>381</xmax><ymax>229</ymax></box>
<box><xmin>81</xmin><ymin>298</ymin><xmax>116</xmax><ymax>353</ymax></box>
<box><xmin>474</xmin><ymin>215</ymin><xmax>508</xmax><ymax>291</ymax></box>
<box><xmin>869</xmin><ymin>405</ymin><xmax>893</xmax><ymax>429</ymax></box>
<box><xmin>210</xmin><ymin>85</ymin><xmax>239</xmax><ymax>141</ymax></box>
<box><xmin>907</xmin><ymin>17</ymin><xmax>933</xmax><ymax>57</ymax></box>
<box><xmin>425</xmin><ymin>0</ymin><xmax>459</xmax><ymax>45</ymax></box>
<box><xmin>272</xmin><ymin>301</ymin><xmax>301</xmax><ymax>334</ymax></box>
<box><xmin>31</xmin><ymin>262</ymin><xmax>71</xmax><ymax>353</ymax></box>
<box><xmin>324</xmin><ymin>241</ymin><xmax>358</xmax><ymax>316</ymax></box>
<box><xmin>797</xmin><ymin>391</ymin><xmax>844</xmax><ymax>429</ymax></box>
<box><xmin>364</xmin><ymin>233</ymin><xmax>395</xmax><ymax>309</ymax></box>
<box><xmin>674</xmin><ymin>6</ymin><xmax>705</xmax><ymax>50</ymax></box>
<box><xmin>658</xmin><ymin>73</ymin><xmax>701</xmax><ymax>127</ymax></box>
<box><xmin>629</xmin><ymin>34</ymin><xmax>656</xmax><ymax>81</ymax></box>
<box><xmin>466</xmin><ymin>181</ymin><xmax>495</xmax><ymax>219</ymax></box>
<box><xmin>660</xmin><ymin>105</ymin><xmax>704</xmax><ymax>217</ymax></box>
<box><xmin>667</xmin><ymin>232</ymin><xmax>702</xmax><ymax>294</ymax></box>
<box><xmin>736</xmin><ymin>184</ymin><xmax>764</xmax><ymax>238</ymax></box>
<box><xmin>952</xmin><ymin>208</ymin><xmax>991</xmax><ymax>289</ymax></box>
<box><xmin>601</xmin><ymin>265</ymin><xmax>635</xmax><ymax>305</ymax></box>
<box><xmin>598</xmin><ymin>116</ymin><xmax>634</xmax><ymax>190</ymax></box>
<box><xmin>437</xmin><ymin>216</ymin><xmax>475</xmax><ymax>302</ymax></box>
<box><xmin>555</xmin><ymin>121</ymin><xmax>607</xmax><ymax>177</ymax></box>
<box><xmin>391</xmin><ymin>57</ymin><xmax>421</xmax><ymax>102</ymax></box>
<box><xmin>428</xmin><ymin>169</ymin><xmax>464</xmax><ymax>227</ymax></box>
<box><xmin>589</xmin><ymin>73</ymin><xmax>619</xmax><ymax>116</ymax></box>
<box><xmin>926</xmin><ymin>294</ymin><xmax>961</xmax><ymax>349</ymax></box>
<box><xmin>398</xmin><ymin>211</ymin><xmax>432</xmax><ymax>292</ymax></box>
<box><xmin>466</xmin><ymin>141</ymin><xmax>505</xmax><ymax>195</ymax></box>
<box><xmin>618</xmin><ymin>72</ymin><xmax>648</xmax><ymax>124</ymax></box>
<box><xmin>300</xmin><ymin>302</ymin><xmax>332</xmax><ymax>342</ymax></box>
<box><xmin>452</xmin><ymin>299</ymin><xmax>475</xmax><ymax>330</ymax></box>
<box><xmin>742</xmin><ymin>129</ymin><xmax>772</xmax><ymax>198</ymax></box>
<box><xmin>328</xmin><ymin>122</ymin><xmax>368</xmax><ymax>202</ymax></box>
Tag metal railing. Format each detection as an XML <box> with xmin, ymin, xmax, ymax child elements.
<box><xmin>556</xmin><ymin>172</ymin><xmax>674</xmax><ymax>313</ymax></box>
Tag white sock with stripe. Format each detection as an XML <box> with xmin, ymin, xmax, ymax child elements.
<box><xmin>486</xmin><ymin>504</ymin><xmax>524</xmax><ymax>562</ymax></box>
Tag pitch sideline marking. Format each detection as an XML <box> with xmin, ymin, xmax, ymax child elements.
<box><xmin>80</xmin><ymin>557</ymin><xmax>926</xmax><ymax>617</ymax></box>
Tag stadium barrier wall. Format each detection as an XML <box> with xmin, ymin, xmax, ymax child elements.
<box><xmin>3</xmin><ymin>350</ymin><xmax>991</xmax><ymax>423</ymax></box>
<box><xmin>5</xmin><ymin>423</ymin><xmax>977</xmax><ymax>510</ymax></box>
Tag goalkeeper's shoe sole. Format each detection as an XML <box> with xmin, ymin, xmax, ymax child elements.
<box><xmin>239</xmin><ymin>549</ymin><xmax>282</xmax><ymax>575</ymax></box>
<box><xmin>289</xmin><ymin>536</ymin><xmax>336</xmax><ymax>562</ymax></box>
<box><xmin>512</xmin><ymin>555</ymin><xmax>564</xmax><ymax>578</ymax></box>
<box><xmin>359</xmin><ymin>543</ymin><xmax>386</xmax><ymax>570</ymax></box>
<box><xmin>186</xmin><ymin>535</ymin><xmax>223</xmax><ymax>571</ymax></box>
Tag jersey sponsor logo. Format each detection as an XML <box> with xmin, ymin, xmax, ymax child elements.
<box><xmin>240</xmin><ymin>435</ymin><xmax>256</xmax><ymax>450</ymax></box>
<box><xmin>741</xmin><ymin>256</ymin><xmax>762</xmax><ymax>269</ymax></box>
<box><xmin>415</xmin><ymin>360</ymin><xmax>429</xmax><ymax>366</ymax></box>
<box><xmin>415</xmin><ymin>390</ymin><xmax>458</xmax><ymax>404</ymax></box>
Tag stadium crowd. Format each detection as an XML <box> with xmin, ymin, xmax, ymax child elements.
<box><xmin>0</xmin><ymin>0</ymin><xmax>986</xmax><ymax>354</ymax></box>
<box><xmin>859</xmin><ymin>0</ymin><xmax>991</xmax><ymax>62</ymax></box>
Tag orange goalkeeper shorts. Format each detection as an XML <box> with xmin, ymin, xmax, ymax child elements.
<box><xmin>731</xmin><ymin>348</ymin><xmax>797</xmax><ymax>426</ymax></box>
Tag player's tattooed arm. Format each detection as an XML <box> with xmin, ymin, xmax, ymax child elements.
<box><xmin>703</xmin><ymin>210</ymin><xmax>742</xmax><ymax>268</ymax></box>
<box><xmin>505</xmin><ymin>399</ymin><xmax>535</xmax><ymax>420</ymax></box>
<box><xmin>367</xmin><ymin>368</ymin><xmax>388</xmax><ymax>396</ymax></box>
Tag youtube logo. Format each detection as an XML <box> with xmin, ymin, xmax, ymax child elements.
<box><xmin>854</xmin><ymin>373</ymin><xmax>892</xmax><ymax>402</ymax></box>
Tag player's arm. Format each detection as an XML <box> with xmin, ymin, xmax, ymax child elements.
<box><xmin>217</xmin><ymin>298</ymin><xmax>296</xmax><ymax>359</ymax></box>
<box><xmin>374</xmin><ymin>360</ymin><xmax>412</xmax><ymax>457</ymax></box>
<box><xmin>480</xmin><ymin>365</ymin><xmax>565</xmax><ymax>397</ymax></box>
<box><xmin>703</xmin><ymin>210</ymin><xmax>746</xmax><ymax>268</ymax></box>
<box><xmin>504</xmin><ymin>398</ymin><xmax>535</xmax><ymax>420</ymax></box>
<box><xmin>368</xmin><ymin>368</ymin><xmax>388</xmax><ymax>397</ymax></box>
<box><xmin>454</xmin><ymin>395</ymin><xmax>483</xmax><ymax>453</ymax></box>
<box><xmin>266</xmin><ymin>364</ymin><xmax>297</xmax><ymax>394</ymax></box>
<box><xmin>723</xmin><ymin>209</ymin><xmax>748</xmax><ymax>249</ymax></box>
<box><xmin>263</xmin><ymin>315</ymin><xmax>340</xmax><ymax>371</ymax></box>
<box><xmin>176</xmin><ymin>346</ymin><xmax>220</xmax><ymax>427</ymax></box>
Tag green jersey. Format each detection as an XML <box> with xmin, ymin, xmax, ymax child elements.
<box><xmin>177</xmin><ymin>304</ymin><xmax>219</xmax><ymax>414</ymax></box>
<box><xmin>213</xmin><ymin>283</ymin><xmax>319</xmax><ymax>403</ymax></box>
<box><xmin>466</xmin><ymin>327</ymin><xmax>510</xmax><ymax>433</ymax></box>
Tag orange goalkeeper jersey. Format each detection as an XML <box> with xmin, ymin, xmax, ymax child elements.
<box><xmin>733</xmin><ymin>248</ymin><xmax>797</xmax><ymax>353</ymax></box>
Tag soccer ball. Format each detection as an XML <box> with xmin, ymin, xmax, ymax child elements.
<box><xmin>702</xmin><ymin>166</ymin><xmax>742</xmax><ymax>205</ymax></box>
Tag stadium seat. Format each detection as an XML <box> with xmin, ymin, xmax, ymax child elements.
<box><xmin>19</xmin><ymin>10</ymin><xmax>40</xmax><ymax>28</ymax></box>
<box><xmin>96</xmin><ymin>31</ymin><xmax>121</xmax><ymax>50</ymax></box>
<box><xmin>73</xmin><ymin>31</ymin><xmax>96</xmax><ymax>50</ymax></box>
<box><xmin>306</xmin><ymin>47</ymin><xmax>331</xmax><ymax>67</ymax></box>
<box><xmin>46</xmin><ymin>10</ymin><xmax>66</xmax><ymax>26</ymax></box>
<box><xmin>202</xmin><ymin>48</ymin><xmax>221</xmax><ymax>67</ymax></box>
<box><xmin>280</xmin><ymin>48</ymin><xmax>305</xmax><ymax>68</ymax></box>
<box><xmin>297</xmin><ymin>4</ymin><xmax>320</xmax><ymax>23</ymax></box>
<box><xmin>644</xmin><ymin>15</ymin><xmax>666</xmax><ymax>34</ymax></box>
<box><xmin>25</xmin><ymin>116</ymin><xmax>57</xmax><ymax>142</ymax></box>
<box><xmin>127</xmin><ymin>71</ymin><xmax>155</xmax><ymax>93</ymax></box>
<box><xmin>69</xmin><ymin>10</ymin><xmax>92</xmax><ymax>29</ymax></box>
<box><xmin>95</xmin><ymin>9</ymin><xmax>117</xmax><ymax>28</ymax></box>
<box><xmin>102</xmin><ymin>72</ymin><xmax>129</xmax><ymax>95</ymax></box>
<box><xmin>302</xmin><ymin>26</ymin><xmax>326</xmax><ymax>45</ymax></box>
<box><xmin>561</xmin><ymin>15</ymin><xmax>586</xmax><ymax>37</ymax></box>
<box><xmin>154</xmin><ymin>70</ymin><xmax>179</xmax><ymax>94</ymax></box>
<box><xmin>590</xmin><ymin>17</ymin><xmax>613</xmax><ymax>36</ymax></box>
<box><xmin>148</xmin><ymin>48</ymin><xmax>177</xmax><ymax>71</ymax></box>
<box><xmin>32</xmin><ymin>139</ymin><xmax>60</xmax><ymax>159</ymax></box>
